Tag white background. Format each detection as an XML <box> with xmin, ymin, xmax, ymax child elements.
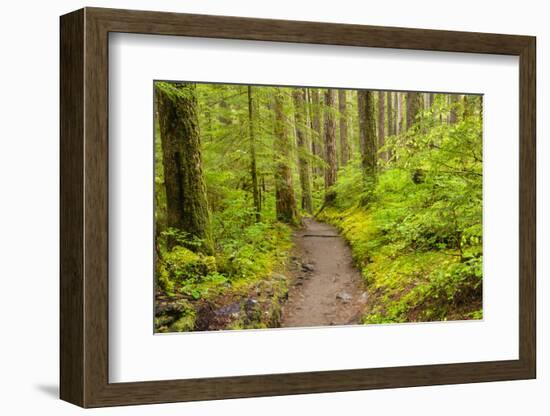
<box><xmin>0</xmin><ymin>0</ymin><xmax>546</xmax><ymax>414</ymax></box>
<box><xmin>110</xmin><ymin>34</ymin><xmax>519</xmax><ymax>382</ymax></box>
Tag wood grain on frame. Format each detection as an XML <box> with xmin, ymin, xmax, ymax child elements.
<box><xmin>60</xmin><ymin>7</ymin><xmax>536</xmax><ymax>408</ymax></box>
<box><xmin>60</xmin><ymin>8</ymin><xmax>85</xmax><ymax>406</ymax></box>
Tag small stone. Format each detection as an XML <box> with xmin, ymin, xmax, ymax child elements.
<box><xmin>272</xmin><ymin>273</ymin><xmax>287</xmax><ymax>281</ymax></box>
<box><xmin>245</xmin><ymin>298</ymin><xmax>258</xmax><ymax>310</ymax></box>
<box><xmin>302</xmin><ymin>263</ymin><xmax>315</xmax><ymax>272</ymax></box>
<box><xmin>336</xmin><ymin>292</ymin><xmax>353</xmax><ymax>303</ymax></box>
<box><xmin>215</xmin><ymin>302</ymin><xmax>241</xmax><ymax>316</ymax></box>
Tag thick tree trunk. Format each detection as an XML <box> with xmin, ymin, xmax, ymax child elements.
<box><xmin>309</xmin><ymin>88</ymin><xmax>324</xmax><ymax>177</ymax></box>
<box><xmin>247</xmin><ymin>86</ymin><xmax>261</xmax><ymax>221</ymax></box>
<box><xmin>378</xmin><ymin>91</ymin><xmax>386</xmax><ymax>161</ymax></box>
<box><xmin>338</xmin><ymin>89</ymin><xmax>350</xmax><ymax>166</ymax></box>
<box><xmin>273</xmin><ymin>90</ymin><xmax>299</xmax><ymax>224</ymax></box>
<box><xmin>357</xmin><ymin>90</ymin><xmax>377</xmax><ymax>180</ymax></box>
<box><xmin>156</xmin><ymin>82</ymin><xmax>213</xmax><ymax>254</ymax></box>
<box><xmin>406</xmin><ymin>92</ymin><xmax>422</xmax><ymax>129</ymax></box>
<box><xmin>324</xmin><ymin>89</ymin><xmax>338</xmax><ymax>203</ymax></box>
<box><xmin>293</xmin><ymin>89</ymin><xmax>313</xmax><ymax>214</ymax></box>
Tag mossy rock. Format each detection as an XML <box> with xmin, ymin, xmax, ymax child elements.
<box><xmin>155</xmin><ymin>297</ymin><xmax>196</xmax><ymax>332</ymax></box>
<box><xmin>165</xmin><ymin>246</ymin><xmax>217</xmax><ymax>281</ymax></box>
<box><xmin>156</xmin><ymin>264</ymin><xmax>175</xmax><ymax>293</ymax></box>
<box><xmin>170</xmin><ymin>313</ymin><xmax>196</xmax><ymax>332</ymax></box>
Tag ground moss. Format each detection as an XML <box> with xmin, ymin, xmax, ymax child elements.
<box><xmin>319</xmin><ymin>205</ymin><xmax>481</xmax><ymax>324</ymax></box>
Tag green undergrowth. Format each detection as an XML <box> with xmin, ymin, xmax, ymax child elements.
<box><xmin>155</xmin><ymin>205</ymin><xmax>293</xmax><ymax>332</ymax></box>
<box><xmin>320</xmin><ymin>204</ymin><xmax>482</xmax><ymax>323</ymax></box>
<box><xmin>318</xmin><ymin>103</ymin><xmax>484</xmax><ymax>324</ymax></box>
<box><xmin>319</xmin><ymin>147</ymin><xmax>483</xmax><ymax>324</ymax></box>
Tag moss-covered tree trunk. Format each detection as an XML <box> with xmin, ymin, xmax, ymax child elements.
<box><xmin>338</xmin><ymin>89</ymin><xmax>350</xmax><ymax>166</ymax></box>
<box><xmin>156</xmin><ymin>82</ymin><xmax>214</xmax><ymax>254</ymax></box>
<box><xmin>324</xmin><ymin>89</ymin><xmax>338</xmax><ymax>203</ymax></box>
<box><xmin>273</xmin><ymin>89</ymin><xmax>299</xmax><ymax>224</ymax></box>
<box><xmin>293</xmin><ymin>89</ymin><xmax>313</xmax><ymax>214</ymax></box>
<box><xmin>247</xmin><ymin>86</ymin><xmax>261</xmax><ymax>222</ymax></box>
<box><xmin>358</xmin><ymin>90</ymin><xmax>377</xmax><ymax>181</ymax></box>
<box><xmin>309</xmin><ymin>88</ymin><xmax>324</xmax><ymax>177</ymax></box>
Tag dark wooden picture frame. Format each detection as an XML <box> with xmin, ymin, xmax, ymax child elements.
<box><xmin>60</xmin><ymin>7</ymin><xmax>536</xmax><ymax>408</ymax></box>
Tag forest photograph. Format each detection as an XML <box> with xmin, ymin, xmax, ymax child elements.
<box><xmin>153</xmin><ymin>81</ymin><xmax>483</xmax><ymax>333</ymax></box>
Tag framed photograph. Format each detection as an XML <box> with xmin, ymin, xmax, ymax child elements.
<box><xmin>60</xmin><ymin>7</ymin><xmax>536</xmax><ymax>408</ymax></box>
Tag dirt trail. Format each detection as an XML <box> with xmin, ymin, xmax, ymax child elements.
<box><xmin>280</xmin><ymin>218</ymin><xmax>368</xmax><ymax>328</ymax></box>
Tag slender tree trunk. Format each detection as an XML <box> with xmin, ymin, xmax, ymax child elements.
<box><xmin>386</xmin><ymin>92</ymin><xmax>394</xmax><ymax>161</ymax></box>
<box><xmin>261</xmin><ymin>175</ymin><xmax>266</xmax><ymax>209</ymax></box>
<box><xmin>378</xmin><ymin>91</ymin><xmax>386</xmax><ymax>161</ymax></box>
<box><xmin>309</xmin><ymin>88</ymin><xmax>323</xmax><ymax>177</ymax></box>
<box><xmin>387</xmin><ymin>91</ymin><xmax>395</xmax><ymax>136</ymax></box>
<box><xmin>348</xmin><ymin>91</ymin><xmax>357</xmax><ymax>158</ymax></box>
<box><xmin>422</xmin><ymin>93</ymin><xmax>430</xmax><ymax>110</ymax></box>
<box><xmin>218</xmin><ymin>96</ymin><xmax>232</xmax><ymax>126</ymax></box>
<box><xmin>449</xmin><ymin>94</ymin><xmax>459</xmax><ymax>124</ymax></box>
<box><xmin>427</xmin><ymin>93</ymin><xmax>435</xmax><ymax>109</ymax></box>
<box><xmin>396</xmin><ymin>92</ymin><xmax>403</xmax><ymax>135</ymax></box>
<box><xmin>204</xmin><ymin>105</ymin><xmax>213</xmax><ymax>142</ymax></box>
<box><xmin>293</xmin><ymin>89</ymin><xmax>313</xmax><ymax>214</ymax></box>
<box><xmin>273</xmin><ymin>89</ymin><xmax>299</xmax><ymax>224</ymax></box>
<box><xmin>406</xmin><ymin>92</ymin><xmax>422</xmax><ymax>129</ymax></box>
<box><xmin>324</xmin><ymin>89</ymin><xmax>338</xmax><ymax>203</ymax></box>
<box><xmin>438</xmin><ymin>94</ymin><xmax>445</xmax><ymax>124</ymax></box>
<box><xmin>357</xmin><ymin>90</ymin><xmax>377</xmax><ymax>180</ymax></box>
<box><xmin>338</xmin><ymin>89</ymin><xmax>350</xmax><ymax>165</ymax></box>
<box><xmin>247</xmin><ymin>86</ymin><xmax>261</xmax><ymax>221</ymax></box>
<box><xmin>477</xmin><ymin>96</ymin><xmax>483</xmax><ymax>120</ymax></box>
<box><xmin>156</xmin><ymin>82</ymin><xmax>213</xmax><ymax>254</ymax></box>
<box><xmin>462</xmin><ymin>94</ymin><xmax>476</xmax><ymax>119</ymax></box>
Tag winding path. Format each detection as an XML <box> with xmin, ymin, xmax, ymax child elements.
<box><xmin>280</xmin><ymin>218</ymin><xmax>368</xmax><ymax>328</ymax></box>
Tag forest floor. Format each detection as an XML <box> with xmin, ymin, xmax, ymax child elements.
<box><xmin>280</xmin><ymin>218</ymin><xmax>368</xmax><ymax>328</ymax></box>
